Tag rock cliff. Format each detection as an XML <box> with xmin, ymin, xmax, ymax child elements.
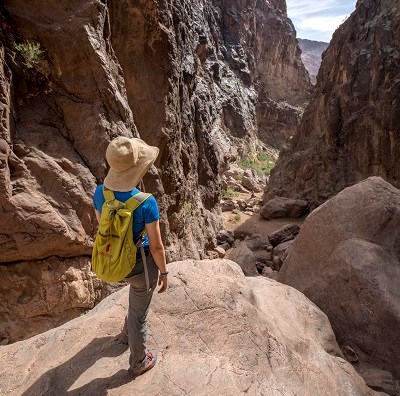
<box><xmin>0</xmin><ymin>0</ymin><xmax>310</xmax><ymax>342</ymax></box>
<box><xmin>265</xmin><ymin>0</ymin><xmax>400</xmax><ymax>209</ymax></box>
<box><xmin>298</xmin><ymin>38</ymin><xmax>328</xmax><ymax>84</ymax></box>
<box><xmin>0</xmin><ymin>260</ymin><xmax>380</xmax><ymax>395</ymax></box>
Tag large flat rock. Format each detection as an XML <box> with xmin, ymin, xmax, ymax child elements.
<box><xmin>0</xmin><ymin>259</ymin><xmax>378</xmax><ymax>395</ymax></box>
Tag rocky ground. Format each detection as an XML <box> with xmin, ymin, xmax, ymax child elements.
<box><xmin>207</xmin><ymin>162</ymin><xmax>305</xmax><ymax>281</ymax></box>
<box><xmin>0</xmin><ymin>260</ymin><xmax>380</xmax><ymax>396</ymax></box>
<box><xmin>0</xmin><ymin>175</ymin><xmax>398</xmax><ymax>395</ymax></box>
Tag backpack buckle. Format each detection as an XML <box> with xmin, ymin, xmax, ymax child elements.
<box><xmin>106</xmin><ymin>201</ymin><xmax>126</xmax><ymax>210</ymax></box>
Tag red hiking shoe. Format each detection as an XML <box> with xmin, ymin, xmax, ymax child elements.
<box><xmin>131</xmin><ymin>350</ymin><xmax>158</xmax><ymax>377</ymax></box>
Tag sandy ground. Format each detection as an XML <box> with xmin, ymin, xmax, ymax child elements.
<box><xmin>222</xmin><ymin>192</ymin><xmax>305</xmax><ymax>238</ymax></box>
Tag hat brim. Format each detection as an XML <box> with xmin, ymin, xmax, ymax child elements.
<box><xmin>103</xmin><ymin>143</ymin><xmax>159</xmax><ymax>192</ymax></box>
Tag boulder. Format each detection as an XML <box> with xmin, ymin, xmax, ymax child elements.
<box><xmin>254</xmin><ymin>251</ymin><xmax>273</xmax><ymax>263</ymax></box>
<box><xmin>206</xmin><ymin>250</ymin><xmax>220</xmax><ymax>259</ymax></box>
<box><xmin>216</xmin><ymin>230</ymin><xmax>235</xmax><ymax>247</ymax></box>
<box><xmin>214</xmin><ymin>246</ymin><xmax>226</xmax><ymax>258</ymax></box>
<box><xmin>0</xmin><ymin>260</ymin><xmax>379</xmax><ymax>396</ymax></box>
<box><xmin>236</xmin><ymin>199</ymin><xmax>247</xmax><ymax>211</ymax></box>
<box><xmin>279</xmin><ymin>177</ymin><xmax>400</xmax><ymax>380</ymax></box>
<box><xmin>225</xmin><ymin>164</ymin><xmax>244</xmax><ymax>180</ymax></box>
<box><xmin>221</xmin><ymin>199</ymin><xmax>238</xmax><ymax>212</ymax></box>
<box><xmin>222</xmin><ymin>176</ymin><xmax>242</xmax><ymax>191</ymax></box>
<box><xmin>262</xmin><ymin>266</ymin><xmax>278</xmax><ymax>280</ymax></box>
<box><xmin>272</xmin><ymin>255</ymin><xmax>282</xmax><ymax>271</ymax></box>
<box><xmin>242</xmin><ymin>169</ymin><xmax>263</xmax><ymax>192</ymax></box>
<box><xmin>273</xmin><ymin>240</ymin><xmax>294</xmax><ymax>266</ymax></box>
<box><xmin>268</xmin><ymin>224</ymin><xmax>301</xmax><ymax>247</ymax></box>
<box><xmin>261</xmin><ymin>266</ymin><xmax>273</xmax><ymax>276</ymax></box>
<box><xmin>260</xmin><ymin>196</ymin><xmax>308</xmax><ymax>219</ymax></box>
<box><xmin>244</xmin><ymin>236</ymin><xmax>271</xmax><ymax>251</ymax></box>
<box><xmin>358</xmin><ymin>367</ymin><xmax>398</xmax><ymax>396</ymax></box>
<box><xmin>225</xmin><ymin>242</ymin><xmax>258</xmax><ymax>276</ymax></box>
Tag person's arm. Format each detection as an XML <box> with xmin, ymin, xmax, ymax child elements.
<box><xmin>95</xmin><ymin>210</ymin><xmax>100</xmax><ymax>223</ymax></box>
<box><xmin>145</xmin><ymin>220</ymin><xmax>168</xmax><ymax>293</ymax></box>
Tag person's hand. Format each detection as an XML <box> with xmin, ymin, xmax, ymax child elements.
<box><xmin>158</xmin><ymin>274</ymin><xmax>168</xmax><ymax>293</ymax></box>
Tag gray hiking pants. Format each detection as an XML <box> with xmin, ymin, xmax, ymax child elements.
<box><xmin>124</xmin><ymin>253</ymin><xmax>159</xmax><ymax>370</ymax></box>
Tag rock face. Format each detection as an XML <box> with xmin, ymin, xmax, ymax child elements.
<box><xmin>254</xmin><ymin>1</ymin><xmax>311</xmax><ymax>149</ymax></box>
<box><xmin>0</xmin><ymin>0</ymin><xmax>311</xmax><ymax>341</ymax></box>
<box><xmin>0</xmin><ymin>257</ymin><xmax>113</xmax><ymax>343</ymax></box>
<box><xmin>266</xmin><ymin>0</ymin><xmax>400</xmax><ymax>209</ymax></box>
<box><xmin>278</xmin><ymin>177</ymin><xmax>400</xmax><ymax>382</ymax></box>
<box><xmin>0</xmin><ymin>260</ymin><xmax>379</xmax><ymax>395</ymax></box>
<box><xmin>298</xmin><ymin>38</ymin><xmax>329</xmax><ymax>84</ymax></box>
<box><xmin>0</xmin><ymin>0</ymin><xmax>129</xmax><ymax>342</ymax></box>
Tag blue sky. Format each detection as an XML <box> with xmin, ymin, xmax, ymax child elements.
<box><xmin>286</xmin><ymin>0</ymin><xmax>357</xmax><ymax>42</ymax></box>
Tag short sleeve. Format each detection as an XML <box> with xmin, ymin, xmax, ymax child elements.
<box><xmin>143</xmin><ymin>195</ymin><xmax>160</xmax><ymax>224</ymax></box>
<box><xmin>93</xmin><ymin>185</ymin><xmax>105</xmax><ymax>212</ymax></box>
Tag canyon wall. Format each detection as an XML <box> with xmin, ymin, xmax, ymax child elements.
<box><xmin>107</xmin><ymin>0</ymin><xmax>311</xmax><ymax>259</ymax></box>
<box><xmin>266</xmin><ymin>0</ymin><xmax>400</xmax><ymax>209</ymax></box>
<box><xmin>0</xmin><ymin>0</ymin><xmax>310</xmax><ymax>342</ymax></box>
<box><xmin>298</xmin><ymin>38</ymin><xmax>329</xmax><ymax>84</ymax></box>
<box><xmin>0</xmin><ymin>0</ymin><xmax>134</xmax><ymax>343</ymax></box>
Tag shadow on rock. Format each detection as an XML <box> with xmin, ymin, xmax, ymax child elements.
<box><xmin>22</xmin><ymin>336</ymin><xmax>130</xmax><ymax>396</ymax></box>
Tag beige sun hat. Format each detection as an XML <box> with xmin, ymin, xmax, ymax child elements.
<box><xmin>103</xmin><ymin>136</ymin><xmax>159</xmax><ymax>192</ymax></box>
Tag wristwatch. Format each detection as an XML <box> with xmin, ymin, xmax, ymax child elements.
<box><xmin>160</xmin><ymin>271</ymin><xmax>169</xmax><ymax>276</ymax></box>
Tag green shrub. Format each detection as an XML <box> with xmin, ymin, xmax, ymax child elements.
<box><xmin>238</xmin><ymin>152</ymin><xmax>275</xmax><ymax>176</ymax></box>
<box><xmin>233</xmin><ymin>212</ymin><xmax>242</xmax><ymax>222</ymax></box>
<box><xmin>235</xmin><ymin>172</ymin><xmax>244</xmax><ymax>182</ymax></box>
<box><xmin>15</xmin><ymin>41</ymin><xmax>44</xmax><ymax>68</ymax></box>
<box><xmin>222</xmin><ymin>187</ymin><xmax>240</xmax><ymax>199</ymax></box>
<box><xmin>182</xmin><ymin>200</ymin><xmax>192</xmax><ymax>214</ymax></box>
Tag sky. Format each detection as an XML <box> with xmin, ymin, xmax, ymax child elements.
<box><xmin>286</xmin><ymin>0</ymin><xmax>357</xmax><ymax>42</ymax></box>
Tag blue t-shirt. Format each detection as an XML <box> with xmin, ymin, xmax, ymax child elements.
<box><xmin>93</xmin><ymin>185</ymin><xmax>160</xmax><ymax>250</ymax></box>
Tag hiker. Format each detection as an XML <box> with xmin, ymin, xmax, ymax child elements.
<box><xmin>92</xmin><ymin>136</ymin><xmax>168</xmax><ymax>377</ymax></box>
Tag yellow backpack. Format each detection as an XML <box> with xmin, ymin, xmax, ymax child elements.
<box><xmin>91</xmin><ymin>188</ymin><xmax>151</xmax><ymax>282</ymax></box>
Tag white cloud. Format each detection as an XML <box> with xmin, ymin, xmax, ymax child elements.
<box><xmin>298</xmin><ymin>14</ymin><xmax>349</xmax><ymax>33</ymax></box>
<box><xmin>286</xmin><ymin>0</ymin><xmax>356</xmax><ymax>41</ymax></box>
<box><xmin>287</xmin><ymin>0</ymin><xmax>342</xmax><ymax>16</ymax></box>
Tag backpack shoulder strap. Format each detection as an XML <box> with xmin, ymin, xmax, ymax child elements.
<box><xmin>125</xmin><ymin>192</ymin><xmax>152</xmax><ymax>211</ymax></box>
<box><xmin>103</xmin><ymin>187</ymin><xmax>115</xmax><ymax>202</ymax></box>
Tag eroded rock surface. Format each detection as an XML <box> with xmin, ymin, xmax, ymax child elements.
<box><xmin>109</xmin><ymin>0</ymin><xmax>311</xmax><ymax>257</ymax></box>
<box><xmin>0</xmin><ymin>257</ymin><xmax>113</xmax><ymax>344</ymax></box>
<box><xmin>278</xmin><ymin>177</ymin><xmax>400</xmax><ymax>383</ymax></box>
<box><xmin>0</xmin><ymin>260</ymin><xmax>379</xmax><ymax>396</ymax></box>
<box><xmin>298</xmin><ymin>38</ymin><xmax>329</xmax><ymax>84</ymax></box>
<box><xmin>266</xmin><ymin>0</ymin><xmax>400</xmax><ymax>209</ymax></box>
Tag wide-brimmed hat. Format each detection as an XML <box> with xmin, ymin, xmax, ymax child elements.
<box><xmin>103</xmin><ymin>136</ymin><xmax>159</xmax><ymax>192</ymax></box>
